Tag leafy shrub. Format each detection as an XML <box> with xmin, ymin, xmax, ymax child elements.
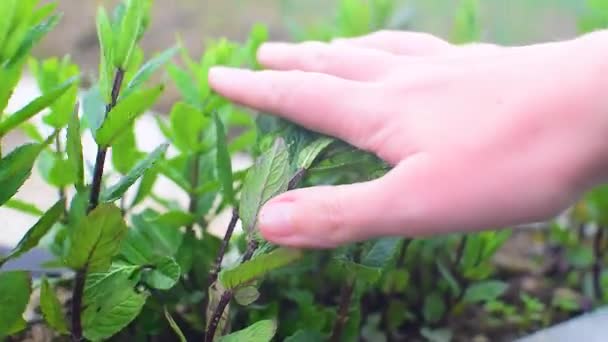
<box><xmin>0</xmin><ymin>0</ymin><xmax>607</xmax><ymax>341</ymax></box>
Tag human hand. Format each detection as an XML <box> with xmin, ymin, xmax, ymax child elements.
<box><xmin>209</xmin><ymin>30</ymin><xmax>608</xmax><ymax>248</ymax></box>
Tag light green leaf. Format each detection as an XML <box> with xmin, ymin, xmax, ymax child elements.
<box><xmin>95</xmin><ymin>85</ymin><xmax>164</xmax><ymax>146</ymax></box>
<box><xmin>124</xmin><ymin>46</ymin><xmax>178</xmax><ymax>96</ymax></box>
<box><xmin>40</xmin><ymin>277</ymin><xmax>68</xmax><ymax>334</ymax></box>
<box><xmin>142</xmin><ymin>256</ymin><xmax>181</xmax><ymax>290</ymax></box>
<box><xmin>436</xmin><ymin>260</ymin><xmax>461</xmax><ymax>296</ymax></box>
<box><xmin>113</xmin><ymin>0</ymin><xmax>142</xmax><ymax>68</ymax></box>
<box><xmin>297</xmin><ymin>137</ymin><xmax>333</xmax><ymax>169</ymax></box>
<box><xmin>164</xmin><ymin>308</ymin><xmax>187</xmax><ymax>342</ymax></box>
<box><xmin>285</xmin><ymin>330</ymin><xmax>326</xmax><ymax>342</ymax></box>
<box><xmin>83</xmin><ymin>284</ymin><xmax>147</xmax><ymax>341</ymax></box>
<box><xmin>37</xmin><ymin>149</ymin><xmax>77</xmax><ymax>187</ymax></box>
<box><xmin>0</xmin><ymin>143</ymin><xmax>43</xmax><ymax>206</ymax></box>
<box><xmin>0</xmin><ymin>0</ymin><xmax>17</xmax><ymax>52</ymax></box>
<box><xmin>82</xmin><ymin>85</ymin><xmax>106</xmax><ymax>133</ymax></box>
<box><xmin>96</xmin><ymin>7</ymin><xmax>114</xmax><ymax>73</ymax></box>
<box><xmin>452</xmin><ymin>0</ymin><xmax>480</xmax><ymax>44</ymax></box>
<box><xmin>462</xmin><ymin>280</ymin><xmax>509</xmax><ymax>304</ymax></box>
<box><xmin>168</xmin><ymin>63</ymin><xmax>199</xmax><ymax>107</ymax></box>
<box><xmin>6</xmin><ymin>13</ymin><xmax>62</xmax><ymax>67</ymax></box>
<box><xmin>219</xmin><ymin>248</ymin><xmax>302</xmax><ymax>290</ymax></box>
<box><xmin>67</xmin><ymin>109</ymin><xmax>85</xmax><ymax>191</ymax></box>
<box><xmin>130</xmin><ymin>166</ymin><xmax>158</xmax><ymax>207</ymax></box>
<box><xmin>420</xmin><ymin>327</ymin><xmax>453</xmax><ymax>342</ymax></box>
<box><xmin>148</xmin><ymin>211</ymin><xmax>195</xmax><ymax>228</ymax></box>
<box><xmin>361</xmin><ymin>238</ymin><xmax>401</xmax><ymax>268</ymax></box>
<box><xmin>0</xmin><ymin>78</ymin><xmax>76</xmax><ymax>137</ymax></box>
<box><xmin>169</xmin><ymin>101</ymin><xmax>208</xmax><ymax>151</ymax></box>
<box><xmin>0</xmin><ymin>271</ymin><xmax>31</xmax><ymax>336</ymax></box>
<box><xmin>0</xmin><ymin>200</ymin><xmax>63</xmax><ymax>267</ymax></box>
<box><xmin>4</xmin><ymin>198</ymin><xmax>43</xmax><ymax>216</ymax></box>
<box><xmin>111</xmin><ymin>123</ymin><xmax>141</xmax><ymax>174</ymax></box>
<box><xmin>101</xmin><ymin>143</ymin><xmax>168</xmax><ymax>202</ymax></box>
<box><xmin>214</xmin><ymin>112</ymin><xmax>234</xmax><ymax>204</ymax></box>
<box><xmin>239</xmin><ymin>139</ymin><xmax>290</xmax><ymax>233</ymax></box>
<box><xmin>218</xmin><ymin>319</ymin><xmax>277</xmax><ymax>342</ymax></box>
<box><xmin>65</xmin><ymin>204</ymin><xmax>128</xmax><ymax>272</ymax></box>
<box><xmin>234</xmin><ymin>286</ymin><xmax>260</xmax><ymax>306</ymax></box>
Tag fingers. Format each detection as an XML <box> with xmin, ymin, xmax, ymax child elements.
<box><xmin>208</xmin><ymin>67</ymin><xmax>385</xmax><ymax>149</ymax></box>
<box><xmin>335</xmin><ymin>30</ymin><xmax>452</xmax><ymax>56</ymax></box>
<box><xmin>257</xmin><ymin>155</ymin><xmax>433</xmax><ymax>248</ymax></box>
<box><xmin>257</xmin><ymin>41</ymin><xmax>398</xmax><ymax>81</ymax></box>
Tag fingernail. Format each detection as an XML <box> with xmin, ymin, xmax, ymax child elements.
<box><xmin>258</xmin><ymin>202</ymin><xmax>295</xmax><ymax>238</ymax></box>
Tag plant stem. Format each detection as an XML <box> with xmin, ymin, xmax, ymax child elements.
<box><xmin>71</xmin><ymin>69</ymin><xmax>124</xmax><ymax>342</ymax></box>
<box><xmin>593</xmin><ymin>227</ymin><xmax>605</xmax><ymax>301</ymax></box>
<box><xmin>330</xmin><ymin>279</ymin><xmax>356</xmax><ymax>342</ymax></box>
<box><xmin>205</xmin><ymin>290</ymin><xmax>233</xmax><ymax>342</ymax></box>
<box><xmin>209</xmin><ymin>208</ymin><xmax>239</xmax><ymax>285</ymax></box>
<box><xmin>87</xmin><ymin>69</ymin><xmax>125</xmax><ymax>212</ymax></box>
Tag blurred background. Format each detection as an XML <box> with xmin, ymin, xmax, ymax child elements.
<box><xmin>37</xmin><ymin>0</ymin><xmax>585</xmax><ymax>112</ymax></box>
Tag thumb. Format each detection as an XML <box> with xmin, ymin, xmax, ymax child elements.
<box><xmin>257</xmin><ymin>159</ymin><xmax>423</xmax><ymax>248</ymax></box>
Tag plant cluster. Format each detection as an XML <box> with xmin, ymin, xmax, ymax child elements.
<box><xmin>0</xmin><ymin>0</ymin><xmax>607</xmax><ymax>341</ymax></box>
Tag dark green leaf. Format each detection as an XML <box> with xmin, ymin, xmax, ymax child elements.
<box><xmin>40</xmin><ymin>277</ymin><xmax>68</xmax><ymax>334</ymax></box>
<box><xmin>0</xmin><ymin>271</ymin><xmax>31</xmax><ymax>336</ymax></box>
<box><xmin>214</xmin><ymin>112</ymin><xmax>235</xmax><ymax>204</ymax></box>
<box><xmin>148</xmin><ymin>211</ymin><xmax>195</xmax><ymax>228</ymax></box>
<box><xmin>285</xmin><ymin>330</ymin><xmax>326</xmax><ymax>342</ymax></box>
<box><xmin>67</xmin><ymin>109</ymin><xmax>85</xmax><ymax>190</ymax></box>
<box><xmin>219</xmin><ymin>248</ymin><xmax>302</xmax><ymax>289</ymax></box>
<box><xmin>65</xmin><ymin>204</ymin><xmax>128</xmax><ymax>272</ymax></box>
<box><xmin>4</xmin><ymin>198</ymin><xmax>43</xmax><ymax>216</ymax></box>
<box><xmin>102</xmin><ymin>143</ymin><xmax>168</xmax><ymax>202</ymax></box>
<box><xmin>361</xmin><ymin>238</ymin><xmax>401</xmax><ymax>268</ymax></box>
<box><xmin>0</xmin><ymin>143</ymin><xmax>43</xmax><ymax>206</ymax></box>
<box><xmin>142</xmin><ymin>256</ymin><xmax>181</xmax><ymax>290</ymax></box>
<box><xmin>0</xmin><ymin>78</ymin><xmax>76</xmax><ymax>136</ymax></box>
<box><xmin>463</xmin><ymin>281</ymin><xmax>509</xmax><ymax>304</ymax></box>
<box><xmin>218</xmin><ymin>319</ymin><xmax>277</xmax><ymax>342</ymax></box>
<box><xmin>436</xmin><ymin>260</ymin><xmax>461</xmax><ymax>296</ymax></box>
<box><xmin>566</xmin><ymin>245</ymin><xmax>594</xmax><ymax>268</ymax></box>
<box><xmin>234</xmin><ymin>286</ymin><xmax>260</xmax><ymax>306</ymax></box>
<box><xmin>95</xmin><ymin>85</ymin><xmax>164</xmax><ymax>146</ymax></box>
<box><xmin>239</xmin><ymin>139</ymin><xmax>290</xmax><ymax>234</ymax></box>
<box><xmin>124</xmin><ymin>46</ymin><xmax>178</xmax><ymax>96</ymax></box>
<box><xmin>420</xmin><ymin>327</ymin><xmax>453</xmax><ymax>342</ymax></box>
<box><xmin>164</xmin><ymin>308</ymin><xmax>187</xmax><ymax>342</ymax></box>
<box><xmin>423</xmin><ymin>292</ymin><xmax>446</xmax><ymax>323</ymax></box>
<box><xmin>0</xmin><ymin>200</ymin><xmax>63</xmax><ymax>267</ymax></box>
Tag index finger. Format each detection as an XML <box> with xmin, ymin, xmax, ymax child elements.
<box><xmin>208</xmin><ymin>66</ymin><xmax>385</xmax><ymax>149</ymax></box>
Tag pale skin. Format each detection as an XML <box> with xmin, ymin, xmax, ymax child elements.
<box><xmin>208</xmin><ymin>30</ymin><xmax>608</xmax><ymax>248</ymax></box>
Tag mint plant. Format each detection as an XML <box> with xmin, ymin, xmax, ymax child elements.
<box><xmin>0</xmin><ymin>0</ymin><xmax>607</xmax><ymax>341</ymax></box>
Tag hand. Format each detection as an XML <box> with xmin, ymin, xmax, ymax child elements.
<box><xmin>209</xmin><ymin>30</ymin><xmax>608</xmax><ymax>248</ymax></box>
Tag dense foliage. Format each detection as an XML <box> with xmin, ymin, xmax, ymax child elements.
<box><xmin>0</xmin><ymin>0</ymin><xmax>607</xmax><ymax>341</ymax></box>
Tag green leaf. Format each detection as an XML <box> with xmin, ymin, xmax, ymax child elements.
<box><xmin>130</xmin><ymin>166</ymin><xmax>158</xmax><ymax>207</ymax></box>
<box><xmin>113</xmin><ymin>0</ymin><xmax>142</xmax><ymax>68</ymax></box>
<box><xmin>169</xmin><ymin>101</ymin><xmax>208</xmax><ymax>151</ymax></box>
<box><xmin>4</xmin><ymin>198</ymin><xmax>43</xmax><ymax>216</ymax></box>
<box><xmin>124</xmin><ymin>46</ymin><xmax>178</xmax><ymax>96</ymax></box>
<box><xmin>96</xmin><ymin>7</ymin><xmax>114</xmax><ymax>74</ymax></box>
<box><xmin>82</xmin><ymin>85</ymin><xmax>106</xmax><ymax>132</ymax></box>
<box><xmin>452</xmin><ymin>0</ymin><xmax>480</xmax><ymax>44</ymax></box>
<box><xmin>420</xmin><ymin>327</ymin><xmax>453</xmax><ymax>342</ymax></box>
<box><xmin>218</xmin><ymin>319</ymin><xmax>277</xmax><ymax>342</ymax></box>
<box><xmin>566</xmin><ymin>245</ymin><xmax>594</xmax><ymax>268</ymax></box>
<box><xmin>40</xmin><ymin>277</ymin><xmax>68</xmax><ymax>334</ymax></box>
<box><xmin>65</xmin><ymin>204</ymin><xmax>128</xmax><ymax>272</ymax></box>
<box><xmin>168</xmin><ymin>63</ymin><xmax>199</xmax><ymax>107</ymax></box>
<box><xmin>0</xmin><ymin>271</ymin><xmax>31</xmax><ymax>336</ymax></box>
<box><xmin>67</xmin><ymin>109</ymin><xmax>85</xmax><ymax>191</ymax></box>
<box><xmin>361</xmin><ymin>238</ymin><xmax>401</xmax><ymax>268</ymax></box>
<box><xmin>142</xmin><ymin>256</ymin><xmax>181</xmax><ymax>290</ymax></box>
<box><xmin>220</xmin><ymin>248</ymin><xmax>302</xmax><ymax>289</ymax></box>
<box><xmin>37</xmin><ymin>149</ymin><xmax>77</xmax><ymax>187</ymax></box>
<box><xmin>5</xmin><ymin>318</ymin><xmax>27</xmax><ymax>336</ymax></box>
<box><xmin>215</xmin><ymin>112</ymin><xmax>235</xmax><ymax>205</ymax></box>
<box><xmin>102</xmin><ymin>143</ymin><xmax>168</xmax><ymax>202</ymax></box>
<box><xmin>463</xmin><ymin>280</ymin><xmax>508</xmax><ymax>304</ymax></box>
<box><xmin>0</xmin><ymin>78</ymin><xmax>76</xmax><ymax>136</ymax></box>
<box><xmin>423</xmin><ymin>292</ymin><xmax>446</xmax><ymax>323</ymax></box>
<box><xmin>297</xmin><ymin>137</ymin><xmax>333</xmax><ymax>169</ymax></box>
<box><xmin>111</xmin><ymin>123</ymin><xmax>141</xmax><ymax>174</ymax></box>
<box><xmin>234</xmin><ymin>286</ymin><xmax>260</xmax><ymax>306</ymax></box>
<box><xmin>0</xmin><ymin>0</ymin><xmax>17</xmax><ymax>52</ymax></box>
<box><xmin>83</xmin><ymin>283</ymin><xmax>147</xmax><ymax>341</ymax></box>
<box><xmin>95</xmin><ymin>85</ymin><xmax>164</xmax><ymax>146</ymax></box>
<box><xmin>148</xmin><ymin>211</ymin><xmax>195</xmax><ymax>228</ymax></box>
<box><xmin>285</xmin><ymin>330</ymin><xmax>326</xmax><ymax>342</ymax></box>
<box><xmin>0</xmin><ymin>143</ymin><xmax>43</xmax><ymax>206</ymax></box>
<box><xmin>6</xmin><ymin>13</ymin><xmax>62</xmax><ymax>67</ymax></box>
<box><xmin>239</xmin><ymin>139</ymin><xmax>290</xmax><ymax>234</ymax></box>
<box><xmin>0</xmin><ymin>200</ymin><xmax>63</xmax><ymax>267</ymax></box>
<box><xmin>436</xmin><ymin>260</ymin><xmax>461</xmax><ymax>296</ymax></box>
<box><xmin>164</xmin><ymin>308</ymin><xmax>187</xmax><ymax>342</ymax></box>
